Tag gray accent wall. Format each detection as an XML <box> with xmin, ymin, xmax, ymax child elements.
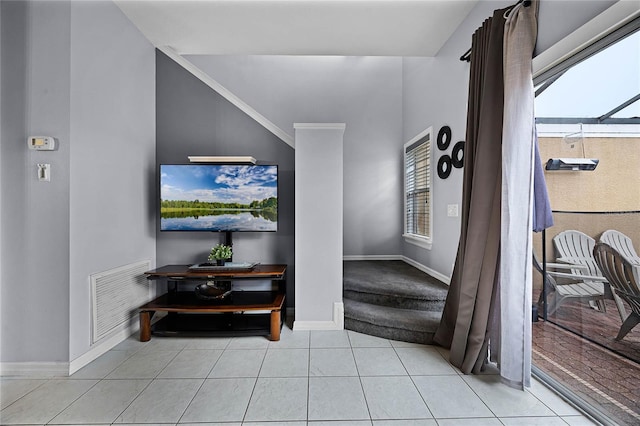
<box><xmin>184</xmin><ymin>55</ymin><xmax>404</xmax><ymax>257</ymax></box>
<box><xmin>1</xmin><ymin>0</ymin><xmax>155</xmax><ymax>364</ymax></box>
<box><xmin>155</xmin><ymin>51</ymin><xmax>296</xmax><ymax>303</ymax></box>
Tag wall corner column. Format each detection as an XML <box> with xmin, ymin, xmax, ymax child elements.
<box><xmin>293</xmin><ymin>123</ymin><xmax>345</xmax><ymax>331</ymax></box>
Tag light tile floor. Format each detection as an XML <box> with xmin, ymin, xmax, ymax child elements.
<box><xmin>1</xmin><ymin>326</ymin><xmax>598</xmax><ymax>425</ymax></box>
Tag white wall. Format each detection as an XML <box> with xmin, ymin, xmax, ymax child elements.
<box><xmin>68</xmin><ymin>1</ymin><xmax>155</xmax><ymax>362</ymax></box>
<box><xmin>294</xmin><ymin>124</ymin><xmax>344</xmax><ymax>327</ymax></box>
<box><xmin>1</xmin><ymin>0</ymin><xmax>72</xmax><ymax>364</ymax></box>
<box><xmin>1</xmin><ymin>0</ymin><xmax>155</xmax><ymax>368</ymax></box>
<box><xmin>185</xmin><ymin>55</ymin><xmax>404</xmax><ymax>257</ymax></box>
<box><xmin>535</xmin><ymin>0</ymin><xmax>617</xmax><ymax>55</ymax></box>
<box><xmin>401</xmin><ymin>1</ymin><xmax>510</xmax><ymax>280</ymax></box>
<box><xmin>0</xmin><ymin>1</ymin><xmax>3</xmax><ymax>361</ymax></box>
<box><xmin>401</xmin><ymin>0</ymin><xmax>621</xmax><ymax>280</ymax></box>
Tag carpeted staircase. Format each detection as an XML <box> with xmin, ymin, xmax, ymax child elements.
<box><xmin>343</xmin><ymin>260</ymin><xmax>448</xmax><ymax>344</ymax></box>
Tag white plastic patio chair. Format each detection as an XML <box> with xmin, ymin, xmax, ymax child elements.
<box><xmin>553</xmin><ymin>230</ymin><xmax>627</xmax><ymax>321</ymax></box>
<box><xmin>533</xmin><ymin>251</ymin><xmax>605</xmax><ymax>315</ymax></box>
<box><xmin>600</xmin><ymin>230</ymin><xmax>640</xmax><ymax>267</ymax></box>
<box><xmin>593</xmin><ymin>242</ymin><xmax>640</xmax><ymax>340</ymax></box>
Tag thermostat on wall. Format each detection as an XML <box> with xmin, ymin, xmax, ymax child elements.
<box><xmin>28</xmin><ymin>136</ymin><xmax>56</xmax><ymax>151</ymax></box>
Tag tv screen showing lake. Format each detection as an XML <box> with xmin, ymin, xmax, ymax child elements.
<box><xmin>159</xmin><ymin>164</ymin><xmax>278</xmax><ymax>232</ymax></box>
<box><xmin>161</xmin><ymin>210</ymin><xmax>277</xmax><ymax>231</ymax></box>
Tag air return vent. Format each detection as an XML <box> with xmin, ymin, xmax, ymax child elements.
<box><xmin>91</xmin><ymin>260</ymin><xmax>152</xmax><ymax>344</ymax></box>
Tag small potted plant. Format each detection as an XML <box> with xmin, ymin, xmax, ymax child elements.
<box><xmin>208</xmin><ymin>244</ymin><xmax>232</xmax><ymax>266</ymax></box>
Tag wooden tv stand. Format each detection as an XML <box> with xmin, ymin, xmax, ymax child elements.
<box><xmin>139</xmin><ymin>264</ymin><xmax>286</xmax><ymax>341</ymax></box>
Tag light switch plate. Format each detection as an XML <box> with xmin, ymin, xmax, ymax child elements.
<box><xmin>447</xmin><ymin>204</ymin><xmax>459</xmax><ymax>217</ymax></box>
<box><xmin>37</xmin><ymin>163</ymin><xmax>50</xmax><ymax>181</ymax></box>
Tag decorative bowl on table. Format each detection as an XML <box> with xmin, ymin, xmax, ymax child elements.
<box><xmin>194</xmin><ymin>282</ymin><xmax>232</xmax><ymax>300</ymax></box>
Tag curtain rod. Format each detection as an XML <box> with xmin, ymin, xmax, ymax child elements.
<box><xmin>459</xmin><ymin>0</ymin><xmax>531</xmax><ymax>62</ymax></box>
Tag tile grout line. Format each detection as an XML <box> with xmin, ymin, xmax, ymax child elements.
<box><xmin>41</xmin><ymin>338</ymin><xmax>161</xmax><ymax>425</ymax></box>
<box><xmin>0</xmin><ymin>377</ymin><xmax>50</xmax><ymax>413</ymax></box>
<box><xmin>394</xmin><ymin>345</ymin><xmax>438</xmax><ymax>421</ymax></box>
<box><xmin>389</xmin><ymin>342</ymin><xmax>434</xmax><ymax>421</ymax></box>
<box><xmin>43</xmin><ymin>378</ymin><xmax>102</xmax><ymax>425</ymax></box>
<box><xmin>241</xmin><ymin>339</ymin><xmax>269</xmax><ymax>423</ymax></box>
<box><xmin>108</xmin><ymin>345</ymin><xmax>182</xmax><ymax>424</ymax></box>
<box><xmin>458</xmin><ymin>374</ymin><xmax>503</xmax><ymax>421</ymax></box>
<box><xmin>46</xmin><ymin>347</ymin><xmax>154</xmax><ymax>424</ymax></box>
<box><xmin>203</xmin><ymin>347</ymin><xmax>226</xmax><ymax>379</ymax></box>
<box><xmin>348</xmin><ymin>331</ymin><xmax>374</xmax><ymax>423</ymax></box>
<box><xmin>173</xmin><ymin>343</ymin><xmax>210</xmax><ymax>426</ymax></box>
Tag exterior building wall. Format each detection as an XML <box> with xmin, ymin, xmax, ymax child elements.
<box><xmin>538</xmin><ymin>136</ymin><xmax>640</xmax><ymax>212</ymax></box>
<box><xmin>533</xmin><ymin>135</ymin><xmax>640</xmax><ymax>288</ymax></box>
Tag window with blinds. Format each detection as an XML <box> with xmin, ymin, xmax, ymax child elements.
<box><xmin>404</xmin><ymin>129</ymin><xmax>432</xmax><ymax>247</ymax></box>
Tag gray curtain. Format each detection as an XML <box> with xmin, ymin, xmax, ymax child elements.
<box><xmin>433</xmin><ymin>7</ymin><xmax>507</xmax><ymax>375</ymax></box>
<box><xmin>434</xmin><ymin>2</ymin><xmax>539</xmax><ymax>388</ymax></box>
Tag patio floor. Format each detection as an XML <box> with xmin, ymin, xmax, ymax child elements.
<box><xmin>542</xmin><ymin>297</ymin><xmax>640</xmax><ymax>363</ymax></box>
<box><xmin>533</xmin><ymin>297</ymin><xmax>640</xmax><ymax>425</ymax></box>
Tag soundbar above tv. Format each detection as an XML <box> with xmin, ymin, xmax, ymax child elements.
<box><xmin>159</xmin><ymin>163</ymin><xmax>278</xmax><ymax>232</ymax></box>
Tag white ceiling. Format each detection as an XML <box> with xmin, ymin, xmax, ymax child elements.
<box><xmin>114</xmin><ymin>0</ymin><xmax>478</xmax><ymax>57</ymax></box>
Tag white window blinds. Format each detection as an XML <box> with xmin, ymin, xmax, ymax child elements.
<box><xmin>404</xmin><ymin>133</ymin><xmax>431</xmax><ymax>240</ymax></box>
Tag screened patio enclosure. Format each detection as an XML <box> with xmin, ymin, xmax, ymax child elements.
<box><xmin>531</xmin><ymin>16</ymin><xmax>640</xmax><ymax>426</ymax></box>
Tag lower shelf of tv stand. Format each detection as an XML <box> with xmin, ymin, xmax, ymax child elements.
<box><xmin>151</xmin><ymin>312</ymin><xmax>276</xmax><ymax>338</ymax></box>
<box><xmin>139</xmin><ymin>291</ymin><xmax>285</xmax><ymax>341</ymax></box>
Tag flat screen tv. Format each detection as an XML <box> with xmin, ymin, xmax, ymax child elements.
<box><xmin>160</xmin><ymin>164</ymin><xmax>278</xmax><ymax>232</ymax></box>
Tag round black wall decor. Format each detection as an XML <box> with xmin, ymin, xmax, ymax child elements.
<box><xmin>451</xmin><ymin>141</ymin><xmax>465</xmax><ymax>168</ymax></box>
<box><xmin>437</xmin><ymin>155</ymin><xmax>452</xmax><ymax>179</ymax></box>
<box><xmin>437</xmin><ymin>126</ymin><xmax>452</xmax><ymax>151</ymax></box>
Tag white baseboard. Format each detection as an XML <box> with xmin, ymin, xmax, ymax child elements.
<box><xmin>334</xmin><ymin>301</ymin><xmax>344</xmax><ymax>329</ymax></box>
<box><xmin>402</xmin><ymin>256</ymin><xmax>451</xmax><ymax>285</ymax></box>
<box><xmin>342</xmin><ymin>254</ymin><xmax>451</xmax><ymax>285</ymax></box>
<box><xmin>343</xmin><ymin>255</ymin><xmax>403</xmax><ymax>261</ymax></box>
<box><xmin>293</xmin><ymin>320</ymin><xmax>340</xmax><ymax>331</ymax></box>
<box><xmin>68</xmin><ymin>322</ymin><xmax>141</xmax><ymax>375</ymax></box>
<box><xmin>293</xmin><ymin>302</ymin><xmax>344</xmax><ymax>331</ymax></box>
<box><xmin>401</xmin><ymin>256</ymin><xmax>451</xmax><ymax>285</ymax></box>
<box><xmin>1</xmin><ymin>318</ymin><xmax>146</xmax><ymax>378</ymax></box>
<box><xmin>0</xmin><ymin>362</ymin><xmax>69</xmax><ymax>377</ymax></box>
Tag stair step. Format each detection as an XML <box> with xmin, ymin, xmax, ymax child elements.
<box><xmin>344</xmin><ymin>260</ymin><xmax>448</xmax><ymax>311</ymax></box>
<box><xmin>344</xmin><ymin>299</ymin><xmax>442</xmax><ymax>345</ymax></box>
